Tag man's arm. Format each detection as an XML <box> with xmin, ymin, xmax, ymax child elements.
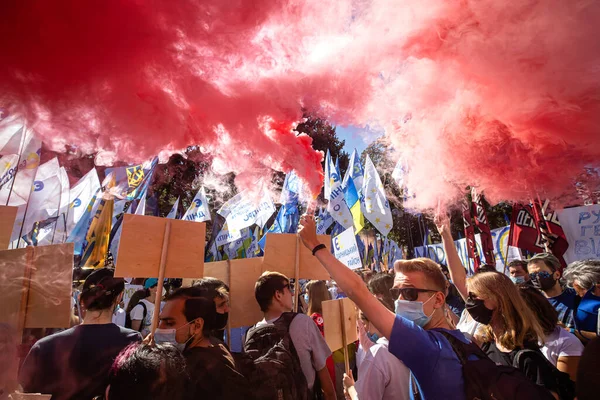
<box><xmin>317</xmin><ymin>366</ymin><xmax>336</xmax><ymax>400</ymax></box>
<box><xmin>435</xmin><ymin>214</ymin><xmax>468</xmax><ymax>300</ymax></box>
<box><xmin>299</xmin><ymin>215</ymin><xmax>396</xmax><ymax>339</ymax></box>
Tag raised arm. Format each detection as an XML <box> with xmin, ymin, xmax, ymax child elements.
<box><xmin>298</xmin><ymin>215</ymin><xmax>396</xmax><ymax>339</ymax></box>
<box><xmin>435</xmin><ymin>214</ymin><xmax>468</xmax><ymax>300</ymax></box>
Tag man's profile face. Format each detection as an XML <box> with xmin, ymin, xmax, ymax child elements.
<box><xmin>214</xmin><ymin>294</ymin><xmax>230</xmax><ymax>314</ymax></box>
<box><xmin>509</xmin><ymin>265</ymin><xmax>529</xmax><ymax>280</ymax></box>
<box><xmin>158</xmin><ymin>298</ymin><xmax>191</xmax><ymax>344</ymax></box>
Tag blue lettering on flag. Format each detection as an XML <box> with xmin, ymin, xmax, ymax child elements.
<box><xmin>33</xmin><ymin>181</ymin><xmax>44</xmax><ymax>191</ymax></box>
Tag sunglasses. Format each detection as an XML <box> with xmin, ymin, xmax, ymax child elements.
<box><xmin>529</xmin><ymin>271</ymin><xmax>552</xmax><ymax>280</ymax></box>
<box><xmin>282</xmin><ymin>283</ymin><xmax>294</xmax><ymax>293</ymax></box>
<box><xmin>389</xmin><ymin>287</ymin><xmax>437</xmax><ymax>302</ymax></box>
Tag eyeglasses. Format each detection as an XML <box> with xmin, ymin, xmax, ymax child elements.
<box><xmin>389</xmin><ymin>287</ymin><xmax>437</xmax><ymax>302</ymax></box>
<box><xmin>282</xmin><ymin>283</ymin><xmax>294</xmax><ymax>293</ymax></box>
<box><xmin>529</xmin><ymin>271</ymin><xmax>552</xmax><ymax>280</ymax></box>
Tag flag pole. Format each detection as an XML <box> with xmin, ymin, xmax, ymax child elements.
<box><xmin>293</xmin><ymin>234</ymin><xmax>301</xmax><ymax>312</ymax></box>
<box><xmin>339</xmin><ymin>300</ymin><xmax>350</xmax><ymax>377</ymax></box>
<box><xmin>6</xmin><ymin>122</ymin><xmax>27</xmax><ymax>206</ymax></box>
<box><xmin>226</xmin><ymin>259</ymin><xmax>232</xmax><ymax>348</ymax></box>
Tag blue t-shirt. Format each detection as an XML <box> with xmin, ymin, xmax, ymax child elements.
<box><xmin>547</xmin><ymin>288</ymin><xmax>578</xmax><ymax>329</ymax></box>
<box><xmin>575</xmin><ymin>290</ymin><xmax>600</xmax><ymax>332</ymax></box>
<box><xmin>388</xmin><ymin>315</ymin><xmax>466</xmax><ymax>400</ymax></box>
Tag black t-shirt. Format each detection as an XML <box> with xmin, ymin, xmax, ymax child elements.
<box><xmin>482</xmin><ymin>341</ymin><xmax>559</xmax><ymax>393</ymax></box>
<box><xmin>184</xmin><ymin>344</ymin><xmax>252</xmax><ymax>400</ymax></box>
<box><xmin>19</xmin><ymin>324</ymin><xmax>141</xmax><ymax>400</ymax></box>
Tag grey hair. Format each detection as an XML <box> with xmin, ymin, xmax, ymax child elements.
<box><xmin>528</xmin><ymin>252</ymin><xmax>561</xmax><ymax>272</ymax></box>
<box><xmin>563</xmin><ymin>259</ymin><xmax>600</xmax><ymax>291</ymax></box>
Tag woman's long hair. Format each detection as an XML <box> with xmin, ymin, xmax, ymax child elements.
<box><xmin>468</xmin><ymin>272</ymin><xmax>545</xmax><ymax>350</ymax></box>
<box><xmin>306</xmin><ymin>280</ymin><xmax>331</xmax><ymax>316</ymax></box>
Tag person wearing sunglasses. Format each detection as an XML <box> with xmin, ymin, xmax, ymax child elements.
<box><xmin>528</xmin><ymin>253</ymin><xmax>579</xmax><ymax>330</ymax></box>
<box><xmin>298</xmin><ymin>214</ymin><xmax>469</xmax><ymax>400</ymax></box>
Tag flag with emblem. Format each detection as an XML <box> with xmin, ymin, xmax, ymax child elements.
<box><xmin>67</xmin><ymin>170</ymin><xmax>100</xmax><ymax>237</ymax></box>
<box><xmin>316</xmin><ymin>206</ymin><xmax>334</xmax><ymax>235</ymax></box>
<box><xmin>471</xmin><ymin>187</ymin><xmax>496</xmax><ymax>266</ymax></box>
<box><xmin>344</xmin><ymin>175</ymin><xmax>364</xmax><ymax>234</ymax></box>
<box><xmin>327</xmin><ymin>155</ymin><xmax>353</xmax><ymax>230</ymax></box>
<box><xmin>218</xmin><ymin>189</ymin><xmax>275</xmax><ymax>231</ymax></box>
<box><xmin>362</xmin><ymin>155</ymin><xmax>393</xmax><ymax>236</ymax></box>
<box><xmin>0</xmin><ymin>117</ymin><xmax>24</xmax><ymax>194</ymax></box>
<box><xmin>343</xmin><ymin>149</ymin><xmax>364</xmax><ymax>195</ymax></box>
<box><xmin>183</xmin><ymin>187</ymin><xmax>211</xmax><ymax>222</ymax></box>
<box><xmin>167</xmin><ymin>197</ymin><xmax>180</xmax><ymax>219</ymax></box>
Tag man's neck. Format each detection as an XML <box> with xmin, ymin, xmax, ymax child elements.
<box><xmin>264</xmin><ymin>309</ymin><xmax>284</xmax><ymax>322</ymax></box>
<box><xmin>544</xmin><ymin>281</ymin><xmax>563</xmax><ymax>298</ymax></box>
<box><xmin>424</xmin><ymin>311</ymin><xmax>451</xmax><ymax>331</ymax></box>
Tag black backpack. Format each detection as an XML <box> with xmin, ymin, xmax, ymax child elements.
<box><xmin>436</xmin><ymin>330</ymin><xmax>556</xmax><ymax>400</ymax></box>
<box><xmin>513</xmin><ymin>349</ymin><xmax>575</xmax><ymax>400</ymax></box>
<box><xmin>242</xmin><ymin>312</ymin><xmax>309</xmax><ymax>400</ymax></box>
<box><xmin>125</xmin><ymin>301</ymin><xmax>147</xmax><ymax>330</ymax></box>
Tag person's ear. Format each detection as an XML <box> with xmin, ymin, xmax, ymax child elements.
<box><xmin>434</xmin><ymin>291</ymin><xmax>446</xmax><ymax>309</ymax></box>
<box><xmin>553</xmin><ymin>271</ymin><xmax>561</xmax><ymax>281</ymax></box>
<box><xmin>193</xmin><ymin>317</ymin><xmax>204</xmax><ymax>335</ymax></box>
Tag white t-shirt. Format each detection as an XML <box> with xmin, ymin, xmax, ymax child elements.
<box><xmin>541</xmin><ymin>326</ymin><xmax>584</xmax><ymax>366</ymax></box>
<box><xmin>112</xmin><ymin>307</ymin><xmax>126</xmax><ymax>327</ymax></box>
<box><xmin>256</xmin><ymin>313</ymin><xmax>332</xmax><ymax>389</ymax></box>
<box><xmin>355</xmin><ymin>338</ymin><xmax>411</xmax><ymax>400</ymax></box>
<box><xmin>130</xmin><ymin>299</ymin><xmax>155</xmax><ymax>337</ymax></box>
<box><xmin>457</xmin><ymin>309</ymin><xmax>481</xmax><ymax>341</ymax></box>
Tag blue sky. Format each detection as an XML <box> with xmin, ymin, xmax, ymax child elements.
<box><xmin>335</xmin><ymin>125</ymin><xmax>382</xmax><ymax>155</ymax></box>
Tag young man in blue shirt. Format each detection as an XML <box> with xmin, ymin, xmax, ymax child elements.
<box><xmin>299</xmin><ymin>214</ymin><xmax>467</xmax><ymax>400</ymax></box>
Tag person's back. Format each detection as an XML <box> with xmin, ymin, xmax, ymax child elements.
<box><xmin>19</xmin><ymin>268</ymin><xmax>141</xmax><ymax>400</ymax></box>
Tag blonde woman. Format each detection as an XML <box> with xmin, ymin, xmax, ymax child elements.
<box><xmin>467</xmin><ymin>272</ymin><xmax>562</xmax><ymax>396</ymax></box>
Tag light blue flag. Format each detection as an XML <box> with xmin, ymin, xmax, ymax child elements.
<box><xmin>316</xmin><ymin>207</ymin><xmax>334</xmax><ymax>235</ymax></box>
<box><xmin>343</xmin><ymin>149</ymin><xmax>364</xmax><ymax>195</ymax></box>
<box><xmin>183</xmin><ymin>187</ymin><xmax>211</xmax><ymax>222</ymax></box>
<box><xmin>280</xmin><ymin>170</ymin><xmax>302</xmax><ymax>205</ymax></box>
<box><xmin>259</xmin><ymin>207</ymin><xmax>284</xmax><ymax>251</ymax></box>
<box><xmin>67</xmin><ymin>190</ymin><xmax>101</xmax><ymax>255</ymax></box>
<box><xmin>167</xmin><ymin>197</ymin><xmax>180</xmax><ymax>219</ymax></box>
<box><xmin>323</xmin><ymin>150</ymin><xmax>331</xmax><ymax>199</ymax></box>
<box><xmin>327</xmin><ymin>156</ymin><xmax>353</xmax><ymax>229</ymax></box>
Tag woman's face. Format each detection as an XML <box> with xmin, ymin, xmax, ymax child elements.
<box><xmin>468</xmin><ymin>285</ymin><xmax>498</xmax><ymax>312</ymax></box>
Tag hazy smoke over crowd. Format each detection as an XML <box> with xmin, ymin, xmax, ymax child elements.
<box><xmin>1</xmin><ymin>0</ymin><xmax>598</xmax><ymax>207</ymax></box>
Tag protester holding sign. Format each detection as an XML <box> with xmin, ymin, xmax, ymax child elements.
<box><xmin>19</xmin><ymin>268</ymin><xmax>141</xmax><ymax>400</ymax></box>
<box><xmin>562</xmin><ymin>259</ymin><xmax>600</xmax><ymax>341</ymax></box>
<box><xmin>298</xmin><ymin>214</ymin><xmax>468</xmax><ymax>400</ymax></box>
<box><xmin>528</xmin><ymin>253</ymin><xmax>579</xmax><ymax>329</ymax></box>
<box><xmin>157</xmin><ymin>286</ymin><xmax>251</xmax><ymax>400</ymax></box>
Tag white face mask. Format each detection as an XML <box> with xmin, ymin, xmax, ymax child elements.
<box><xmin>154</xmin><ymin>319</ymin><xmax>197</xmax><ymax>351</ymax></box>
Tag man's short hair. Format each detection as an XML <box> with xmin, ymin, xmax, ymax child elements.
<box><xmin>528</xmin><ymin>253</ymin><xmax>561</xmax><ymax>273</ymax></box>
<box><xmin>108</xmin><ymin>343</ymin><xmax>188</xmax><ymax>400</ymax></box>
<box><xmin>193</xmin><ymin>277</ymin><xmax>229</xmax><ymax>300</ymax></box>
<box><xmin>255</xmin><ymin>271</ymin><xmax>289</xmax><ymax>312</ymax></box>
<box><xmin>166</xmin><ymin>287</ymin><xmax>216</xmax><ymax>333</ymax></box>
<box><xmin>508</xmin><ymin>260</ymin><xmax>528</xmax><ymax>270</ymax></box>
<box><xmin>394</xmin><ymin>258</ymin><xmax>447</xmax><ymax>292</ymax></box>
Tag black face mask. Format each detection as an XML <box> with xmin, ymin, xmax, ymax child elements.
<box><xmin>214</xmin><ymin>312</ymin><xmax>229</xmax><ymax>330</ymax></box>
<box><xmin>465</xmin><ymin>298</ymin><xmax>493</xmax><ymax>325</ymax></box>
<box><xmin>532</xmin><ymin>275</ymin><xmax>556</xmax><ymax>292</ymax></box>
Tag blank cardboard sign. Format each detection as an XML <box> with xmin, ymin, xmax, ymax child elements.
<box><xmin>115</xmin><ymin>215</ymin><xmax>206</xmax><ymax>279</ymax></box>
<box><xmin>262</xmin><ymin>233</ymin><xmax>331</xmax><ymax>280</ymax></box>
<box><xmin>0</xmin><ymin>206</ymin><xmax>18</xmax><ymax>249</ymax></box>
<box><xmin>0</xmin><ymin>243</ymin><xmax>73</xmax><ymax>329</ymax></box>
<box><xmin>11</xmin><ymin>394</ymin><xmax>52</xmax><ymax>400</ymax></box>
<box><xmin>203</xmin><ymin>258</ymin><xmax>264</xmax><ymax>328</ymax></box>
<box><xmin>322</xmin><ymin>298</ymin><xmax>358</xmax><ymax>352</ymax></box>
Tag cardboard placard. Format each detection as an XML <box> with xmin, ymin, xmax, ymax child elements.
<box><xmin>115</xmin><ymin>215</ymin><xmax>206</xmax><ymax>278</ymax></box>
<box><xmin>322</xmin><ymin>297</ymin><xmax>358</xmax><ymax>352</ymax></box>
<box><xmin>262</xmin><ymin>233</ymin><xmax>331</xmax><ymax>280</ymax></box>
<box><xmin>10</xmin><ymin>394</ymin><xmax>52</xmax><ymax>400</ymax></box>
<box><xmin>203</xmin><ymin>258</ymin><xmax>264</xmax><ymax>329</ymax></box>
<box><xmin>0</xmin><ymin>243</ymin><xmax>73</xmax><ymax>329</ymax></box>
<box><xmin>0</xmin><ymin>206</ymin><xmax>18</xmax><ymax>249</ymax></box>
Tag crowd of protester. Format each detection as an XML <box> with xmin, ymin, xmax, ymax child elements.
<box><xmin>2</xmin><ymin>214</ymin><xmax>600</xmax><ymax>400</ymax></box>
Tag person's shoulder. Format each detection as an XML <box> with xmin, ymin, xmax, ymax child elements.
<box><xmin>116</xmin><ymin>325</ymin><xmax>143</xmax><ymax>340</ymax></box>
<box><xmin>31</xmin><ymin>326</ymin><xmax>78</xmax><ymax>349</ymax></box>
<box><xmin>432</xmin><ymin>328</ymin><xmax>470</xmax><ymax>345</ymax></box>
<box><xmin>141</xmin><ymin>299</ymin><xmax>154</xmax><ymax>307</ymax></box>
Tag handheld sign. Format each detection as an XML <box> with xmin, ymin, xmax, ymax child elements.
<box><xmin>0</xmin><ymin>206</ymin><xmax>18</xmax><ymax>249</ymax></box>
<box><xmin>332</xmin><ymin>227</ymin><xmax>362</xmax><ymax>270</ymax></box>
<box><xmin>322</xmin><ymin>297</ymin><xmax>358</xmax><ymax>376</ymax></box>
<box><xmin>10</xmin><ymin>394</ymin><xmax>52</xmax><ymax>400</ymax></box>
<box><xmin>262</xmin><ymin>233</ymin><xmax>331</xmax><ymax>280</ymax></box>
<box><xmin>0</xmin><ymin>243</ymin><xmax>73</xmax><ymax>332</ymax></box>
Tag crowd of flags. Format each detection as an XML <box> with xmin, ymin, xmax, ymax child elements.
<box><xmin>0</xmin><ymin>116</ymin><xmax>571</xmax><ymax>273</ymax></box>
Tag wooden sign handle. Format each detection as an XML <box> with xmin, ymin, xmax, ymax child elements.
<box><xmin>17</xmin><ymin>248</ymin><xmax>35</xmax><ymax>344</ymax></box>
<box><xmin>150</xmin><ymin>221</ymin><xmax>171</xmax><ymax>339</ymax></box>
<box><xmin>339</xmin><ymin>300</ymin><xmax>350</xmax><ymax>376</ymax></box>
<box><xmin>293</xmin><ymin>235</ymin><xmax>301</xmax><ymax>312</ymax></box>
<box><xmin>226</xmin><ymin>259</ymin><xmax>232</xmax><ymax>349</ymax></box>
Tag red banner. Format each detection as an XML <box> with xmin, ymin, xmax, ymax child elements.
<box><xmin>462</xmin><ymin>198</ymin><xmax>481</xmax><ymax>272</ymax></box>
<box><xmin>533</xmin><ymin>199</ymin><xmax>569</xmax><ymax>269</ymax></box>
<box><xmin>471</xmin><ymin>188</ymin><xmax>495</xmax><ymax>266</ymax></box>
<box><xmin>508</xmin><ymin>203</ymin><xmax>545</xmax><ymax>254</ymax></box>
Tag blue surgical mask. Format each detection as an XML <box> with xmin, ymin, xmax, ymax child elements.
<box><xmin>394</xmin><ymin>295</ymin><xmax>436</xmax><ymax>328</ymax></box>
<box><xmin>367</xmin><ymin>332</ymin><xmax>379</xmax><ymax>343</ymax></box>
<box><xmin>154</xmin><ymin>320</ymin><xmax>196</xmax><ymax>351</ymax></box>
<box><xmin>510</xmin><ymin>275</ymin><xmax>526</xmax><ymax>284</ymax></box>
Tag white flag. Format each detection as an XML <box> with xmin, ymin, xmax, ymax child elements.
<box><xmin>135</xmin><ymin>192</ymin><xmax>147</xmax><ymax>216</ymax></box>
<box><xmin>48</xmin><ymin>167</ymin><xmax>71</xmax><ymax>244</ymax></box>
<box><xmin>323</xmin><ymin>150</ymin><xmax>331</xmax><ymax>200</ymax></box>
<box><xmin>362</xmin><ymin>155</ymin><xmax>393</xmax><ymax>236</ymax></box>
<box><xmin>21</xmin><ymin>157</ymin><xmax>62</xmax><ymax>243</ymax></box>
<box><xmin>332</xmin><ymin>227</ymin><xmax>362</xmax><ymax>270</ymax></box>
<box><xmin>67</xmin><ymin>169</ymin><xmax>101</xmax><ymax>236</ymax></box>
<box><xmin>343</xmin><ymin>149</ymin><xmax>364</xmax><ymax>195</ymax></box>
<box><xmin>327</xmin><ymin>156</ymin><xmax>353</xmax><ymax>229</ymax></box>
<box><xmin>167</xmin><ymin>197</ymin><xmax>180</xmax><ymax>219</ymax></box>
<box><xmin>0</xmin><ymin>117</ymin><xmax>24</xmax><ymax>155</ymax></box>
<box><xmin>183</xmin><ymin>187</ymin><xmax>211</xmax><ymax>222</ymax></box>
<box><xmin>218</xmin><ymin>189</ymin><xmax>275</xmax><ymax>231</ymax></box>
<box><xmin>215</xmin><ymin>222</ymin><xmax>242</xmax><ymax>247</ymax></box>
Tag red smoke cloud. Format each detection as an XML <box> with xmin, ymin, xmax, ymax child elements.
<box><xmin>1</xmin><ymin>0</ymin><xmax>598</xmax><ymax>206</ymax></box>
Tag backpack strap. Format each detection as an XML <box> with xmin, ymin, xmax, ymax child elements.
<box><xmin>139</xmin><ymin>302</ymin><xmax>147</xmax><ymax>331</ymax></box>
<box><xmin>435</xmin><ymin>329</ymin><xmax>488</xmax><ymax>365</ymax></box>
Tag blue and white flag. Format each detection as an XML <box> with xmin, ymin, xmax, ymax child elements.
<box><xmin>327</xmin><ymin>156</ymin><xmax>353</xmax><ymax>230</ymax></box>
<box><xmin>215</xmin><ymin>222</ymin><xmax>242</xmax><ymax>247</ymax></box>
<box><xmin>246</xmin><ymin>226</ymin><xmax>262</xmax><ymax>258</ymax></box>
<box><xmin>67</xmin><ymin>168</ymin><xmax>100</xmax><ymax>237</ymax></box>
<box><xmin>323</xmin><ymin>150</ymin><xmax>332</xmax><ymax>200</ymax></box>
<box><xmin>316</xmin><ymin>207</ymin><xmax>334</xmax><ymax>235</ymax></box>
<box><xmin>167</xmin><ymin>197</ymin><xmax>180</xmax><ymax>219</ymax></box>
<box><xmin>280</xmin><ymin>170</ymin><xmax>302</xmax><ymax>205</ymax></box>
<box><xmin>343</xmin><ymin>149</ymin><xmax>364</xmax><ymax>194</ymax></box>
<box><xmin>183</xmin><ymin>187</ymin><xmax>211</xmax><ymax>222</ymax></box>
<box><xmin>362</xmin><ymin>155</ymin><xmax>393</xmax><ymax>236</ymax></box>
<box><xmin>218</xmin><ymin>189</ymin><xmax>275</xmax><ymax>231</ymax></box>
